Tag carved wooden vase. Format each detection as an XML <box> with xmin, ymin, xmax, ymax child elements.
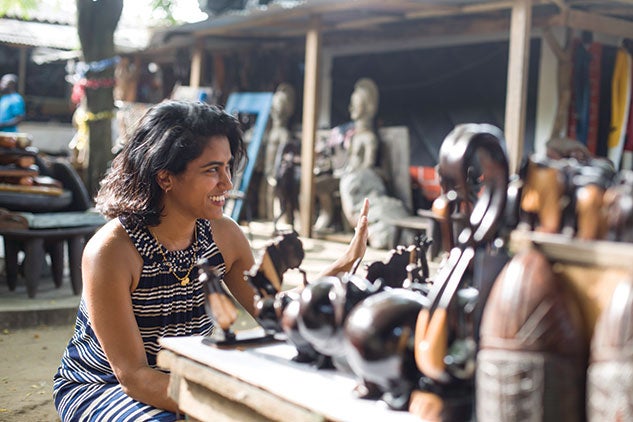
<box><xmin>587</xmin><ymin>279</ymin><xmax>633</xmax><ymax>421</ymax></box>
<box><xmin>477</xmin><ymin>247</ymin><xmax>587</xmax><ymax>422</ymax></box>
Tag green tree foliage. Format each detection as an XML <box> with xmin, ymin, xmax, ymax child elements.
<box><xmin>0</xmin><ymin>0</ymin><xmax>37</xmax><ymax>17</ymax></box>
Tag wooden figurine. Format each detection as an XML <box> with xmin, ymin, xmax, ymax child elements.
<box><xmin>198</xmin><ymin>258</ymin><xmax>239</xmax><ymax>343</ymax></box>
<box><xmin>244</xmin><ymin>230</ymin><xmax>305</xmax><ymax>333</ymax></box>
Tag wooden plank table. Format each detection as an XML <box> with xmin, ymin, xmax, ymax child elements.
<box><xmin>157</xmin><ymin>336</ymin><xmax>420</xmax><ymax>422</ymax></box>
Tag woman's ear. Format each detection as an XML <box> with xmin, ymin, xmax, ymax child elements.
<box><xmin>156</xmin><ymin>170</ymin><xmax>173</xmax><ymax>192</ymax></box>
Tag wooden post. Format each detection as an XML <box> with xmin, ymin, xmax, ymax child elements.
<box><xmin>504</xmin><ymin>0</ymin><xmax>532</xmax><ymax>174</ymax></box>
<box><xmin>190</xmin><ymin>40</ymin><xmax>204</xmax><ymax>88</ymax></box>
<box><xmin>18</xmin><ymin>47</ymin><xmax>27</xmax><ymax>95</ymax></box>
<box><xmin>300</xmin><ymin>16</ymin><xmax>322</xmax><ymax>238</ymax></box>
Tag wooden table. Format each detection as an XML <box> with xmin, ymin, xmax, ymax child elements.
<box><xmin>157</xmin><ymin>336</ymin><xmax>420</xmax><ymax>422</ymax></box>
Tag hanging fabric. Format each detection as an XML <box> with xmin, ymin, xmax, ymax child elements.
<box><xmin>607</xmin><ymin>47</ymin><xmax>632</xmax><ymax>170</ymax></box>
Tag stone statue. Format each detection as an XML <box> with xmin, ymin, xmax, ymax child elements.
<box><xmin>262</xmin><ymin>83</ymin><xmax>295</xmax><ymax>220</ymax></box>
<box><xmin>314</xmin><ymin>78</ymin><xmax>380</xmax><ymax>233</ymax></box>
<box><xmin>343</xmin><ymin>78</ymin><xmax>379</xmax><ymax>173</ymax></box>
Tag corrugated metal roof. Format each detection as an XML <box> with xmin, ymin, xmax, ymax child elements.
<box><xmin>149</xmin><ymin>0</ymin><xmax>633</xmax><ymax>52</ymax></box>
<box><xmin>0</xmin><ymin>18</ymin><xmax>79</xmax><ymax>50</ymax></box>
<box><xmin>0</xmin><ymin>18</ymin><xmax>150</xmax><ymax>53</ymax></box>
<box><xmin>1</xmin><ymin>1</ymin><xmax>154</xmax><ymax>53</ymax></box>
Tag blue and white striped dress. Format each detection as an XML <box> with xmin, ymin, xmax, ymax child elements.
<box><xmin>53</xmin><ymin>217</ymin><xmax>224</xmax><ymax>421</ymax></box>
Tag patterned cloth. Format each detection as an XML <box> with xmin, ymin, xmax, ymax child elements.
<box><xmin>53</xmin><ymin>217</ymin><xmax>224</xmax><ymax>421</ymax></box>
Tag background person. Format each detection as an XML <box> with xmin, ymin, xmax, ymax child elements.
<box><xmin>53</xmin><ymin>101</ymin><xmax>369</xmax><ymax>421</ymax></box>
<box><xmin>0</xmin><ymin>74</ymin><xmax>26</xmax><ymax>133</ymax></box>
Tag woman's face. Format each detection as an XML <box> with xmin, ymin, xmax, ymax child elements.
<box><xmin>164</xmin><ymin>135</ymin><xmax>234</xmax><ymax>221</ymax></box>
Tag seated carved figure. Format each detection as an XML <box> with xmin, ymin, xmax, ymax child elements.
<box><xmin>314</xmin><ymin>78</ymin><xmax>380</xmax><ymax>233</ymax></box>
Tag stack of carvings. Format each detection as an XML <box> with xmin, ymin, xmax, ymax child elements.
<box><xmin>0</xmin><ymin>132</ymin><xmax>64</xmax><ymax>197</ymax></box>
<box><xmin>199</xmin><ymin>125</ymin><xmax>633</xmax><ymax>421</ymax></box>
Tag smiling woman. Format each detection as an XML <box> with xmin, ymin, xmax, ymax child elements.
<box><xmin>51</xmin><ymin>100</ymin><xmax>370</xmax><ymax>421</ymax></box>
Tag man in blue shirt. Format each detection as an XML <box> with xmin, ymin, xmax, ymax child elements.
<box><xmin>0</xmin><ymin>74</ymin><xmax>26</xmax><ymax>132</ymax></box>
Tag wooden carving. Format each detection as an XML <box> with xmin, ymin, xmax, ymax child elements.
<box><xmin>411</xmin><ymin>123</ymin><xmax>510</xmax><ymax>421</ymax></box>
<box><xmin>587</xmin><ymin>279</ymin><xmax>633</xmax><ymax>421</ymax></box>
<box><xmin>477</xmin><ymin>247</ymin><xmax>586</xmax><ymax>422</ymax></box>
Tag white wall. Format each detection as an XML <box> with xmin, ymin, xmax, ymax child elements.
<box><xmin>20</xmin><ymin>122</ymin><xmax>74</xmax><ymax>155</ymax></box>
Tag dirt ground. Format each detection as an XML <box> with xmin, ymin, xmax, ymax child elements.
<box><xmin>0</xmin><ymin>324</ymin><xmax>73</xmax><ymax>422</ymax></box>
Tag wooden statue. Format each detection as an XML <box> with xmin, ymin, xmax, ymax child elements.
<box><xmin>410</xmin><ymin>123</ymin><xmax>510</xmax><ymax>421</ymax></box>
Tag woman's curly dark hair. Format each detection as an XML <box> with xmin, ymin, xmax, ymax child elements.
<box><xmin>96</xmin><ymin>101</ymin><xmax>246</xmax><ymax>226</ymax></box>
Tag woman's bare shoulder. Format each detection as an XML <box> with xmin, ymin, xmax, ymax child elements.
<box><xmin>208</xmin><ymin>216</ymin><xmax>251</xmax><ymax>262</ymax></box>
<box><xmin>83</xmin><ymin>219</ymin><xmax>137</xmax><ymax>262</ymax></box>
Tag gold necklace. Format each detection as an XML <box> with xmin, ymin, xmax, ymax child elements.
<box><xmin>151</xmin><ymin>225</ymin><xmax>198</xmax><ymax>286</ymax></box>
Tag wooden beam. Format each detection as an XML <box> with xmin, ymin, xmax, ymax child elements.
<box><xmin>189</xmin><ymin>40</ymin><xmax>204</xmax><ymax>88</ymax></box>
<box><xmin>552</xmin><ymin>8</ymin><xmax>633</xmax><ymax>39</ymax></box>
<box><xmin>300</xmin><ymin>16</ymin><xmax>321</xmax><ymax>238</ymax></box>
<box><xmin>504</xmin><ymin>0</ymin><xmax>533</xmax><ymax>174</ymax></box>
<box><xmin>18</xmin><ymin>47</ymin><xmax>27</xmax><ymax>95</ymax></box>
<box><xmin>548</xmin><ymin>0</ymin><xmax>568</xmax><ymax>11</ymax></box>
<box><xmin>405</xmin><ymin>0</ymin><xmax>546</xmax><ymax>20</ymax></box>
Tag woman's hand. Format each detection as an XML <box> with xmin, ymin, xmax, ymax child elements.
<box><xmin>319</xmin><ymin>198</ymin><xmax>369</xmax><ymax>277</ymax></box>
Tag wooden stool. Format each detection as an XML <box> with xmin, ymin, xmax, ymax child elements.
<box><xmin>1</xmin><ymin>225</ymin><xmax>101</xmax><ymax>298</ymax></box>
<box><xmin>0</xmin><ymin>211</ymin><xmax>105</xmax><ymax>298</ymax></box>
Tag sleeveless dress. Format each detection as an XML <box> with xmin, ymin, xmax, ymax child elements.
<box><xmin>53</xmin><ymin>217</ymin><xmax>224</xmax><ymax>421</ymax></box>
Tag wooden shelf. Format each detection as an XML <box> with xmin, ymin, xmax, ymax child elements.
<box><xmin>509</xmin><ymin>229</ymin><xmax>633</xmax><ymax>337</ymax></box>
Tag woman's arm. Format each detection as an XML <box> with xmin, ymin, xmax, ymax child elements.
<box><xmin>318</xmin><ymin>197</ymin><xmax>369</xmax><ymax>277</ymax></box>
<box><xmin>82</xmin><ymin>220</ymin><xmax>179</xmax><ymax>413</ymax></box>
<box><xmin>210</xmin><ymin>216</ymin><xmax>257</xmax><ymax>315</ymax></box>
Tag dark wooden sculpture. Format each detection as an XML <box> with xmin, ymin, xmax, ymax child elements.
<box><xmin>296</xmin><ymin>272</ymin><xmax>384</xmax><ymax>371</ymax></box>
<box><xmin>242</xmin><ymin>231</ymin><xmax>323</xmax><ymax>361</ymax></box>
<box><xmin>244</xmin><ymin>230</ymin><xmax>305</xmax><ymax>333</ymax></box>
<box><xmin>587</xmin><ymin>279</ymin><xmax>633</xmax><ymax>421</ymax></box>
<box><xmin>272</xmin><ymin>140</ymin><xmax>301</xmax><ymax>233</ymax></box>
<box><xmin>198</xmin><ymin>258</ymin><xmax>239</xmax><ymax>343</ymax></box>
<box><xmin>365</xmin><ymin>234</ymin><xmax>431</xmax><ymax>290</ymax></box>
<box><xmin>477</xmin><ymin>247</ymin><xmax>587</xmax><ymax>422</ymax></box>
<box><xmin>410</xmin><ymin>123</ymin><xmax>510</xmax><ymax>421</ymax></box>
<box><xmin>343</xmin><ymin>288</ymin><xmax>430</xmax><ymax>410</ymax></box>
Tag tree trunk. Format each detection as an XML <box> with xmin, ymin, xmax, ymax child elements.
<box><xmin>76</xmin><ymin>0</ymin><xmax>123</xmax><ymax>196</ymax></box>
